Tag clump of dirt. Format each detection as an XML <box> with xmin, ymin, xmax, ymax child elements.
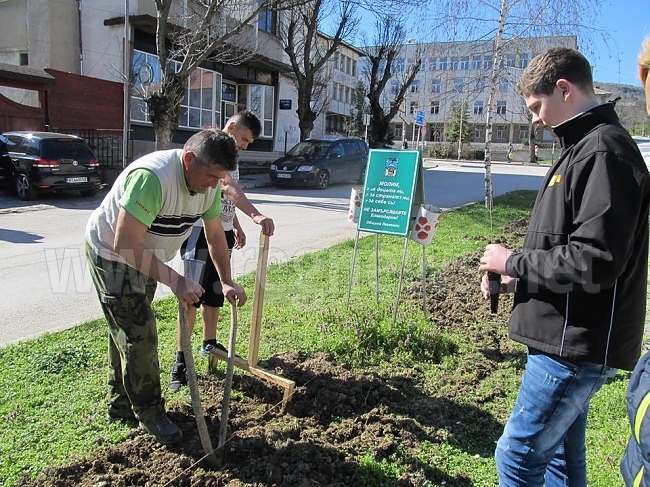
<box><xmin>17</xmin><ymin>220</ymin><xmax>528</xmax><ymax>487</ymax></box>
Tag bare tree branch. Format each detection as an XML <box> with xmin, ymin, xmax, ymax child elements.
<box><xmin>143</xmin><ymin>0</ymin><xmax>309</xmax><ymax>149</ymax></box>
<box><xmin>363</xmin><ymin>15</ymin><xmax>421</xmax><ymax>147</ymax></box>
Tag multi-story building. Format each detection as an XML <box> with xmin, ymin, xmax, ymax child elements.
<box><xmin>0</xmin><ymin>3</ymin><xmax>590</xmax><ymax>160</ymax></box>
<box><xmin>379</xmin><ymin>36</ymin><xmax>578</xmax><ymax>145</ymax></box>
<box><xmin>0</xmin><ymin>0</ymin><xmax>365</xmax><ymax>169</ymax></box>
<box><xmin>274</xmin><ymin>35</ymin><xmax>365</xmax><ymax>151</ymax></box>
<box><xmin>325</xmin><ymin>40</ymin><xmax>364</xmax><ymax>137</ymax></box>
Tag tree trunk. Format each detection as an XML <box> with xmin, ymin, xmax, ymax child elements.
<box><xmin>296</xmin><ymin>97</ymin><xmax>317</xmax><ymax>141</ymax></box>
<box><xmin>369</xmin><ymin>116</ymin><xmax>390</xmax><ymax>148</ymax></box>
<box><xmin>529</xmin><ymin>124</ymin><xmax>537</xmax><ymax>164</ymax></box>
<box><xmin>482</xmin><ymin>0</ymin><xmax>508</xmax><ymax>210</ymax></box>
<box><xmin>148</xmin><ymin>75</ymin><xmax>185</xmax><ymax>151</ymax></box>
<box><xmin>297</xmin><ymin>111</ymin><xmax>317</xmax><ymax>141</ymax></box>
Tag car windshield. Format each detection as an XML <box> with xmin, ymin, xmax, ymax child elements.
<box><xmin>287</xmin><ymin>141</ymin><xmax>331</xmax><ymax>158</ymax></box>
<box><xmin>41</xmin><ymin>139</ymin><xmax>95</xmax><ymax>161</ymax></box>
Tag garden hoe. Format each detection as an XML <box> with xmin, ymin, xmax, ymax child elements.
<box><xmin>178</xmin><ymin>304</ymin><xmax>219</xmax><ymax>469</ymax></box>
<box><xmin>216</xmin><ymin>302</ymin><xmax>238</xmax><ymax>464</ymax></box>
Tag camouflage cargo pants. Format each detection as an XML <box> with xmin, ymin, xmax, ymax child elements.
<box><xmin>85</xmin><ymin>243</ymin><xmax>164</xmax><ymax>422</ymax></box>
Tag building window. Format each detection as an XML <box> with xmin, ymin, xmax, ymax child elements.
<box><xmin>395</xmin><ymin>58</ymin><xmax>405</xmax><ymax>72</ymax></box>
<box><xmin>332</xmin><ymin>83</ymin><xmax>337</xmax><ymax>101</ymax></box>
<box><xmin>258</xmin><ymin>0</ymin><xmax>276</xmax><ymax>34</ymax></box>
<box><xmin>431</xmin><ymin>78</ymin><xmax>441</xmax><ymax>93</ymax></box>
<box><xmin>450</xmin><ymin>57</ymin><xmax>458</xmax><ymax>70</ymax></box>
<box><xmin>339</xmin><ymin>85</ymin><xmax>344</xmax><ymax>101</ymax></box>
<box><xmin>476</xmin><ymin>77</ymin><xmax>485</xmax><ymax>93</ymax></box>
<box><xmin>411</xmin><ymin>79</ymin><xmax>420</xmax><ymax>93</ymax></box>
<box><xmin>472</xmin><ymin>56</ymin><xmax>481</xmax><ymax>70</ymax></box>
<box><xmin>483</xmin><ymin>55</ymin><xmax>492</xmax><ymax>70</ymax></box>
<box><xmin>428</xmin><ymin>58</ymin><xmax>437</xmax><ymax>71</ymax></box>
<box><xmin>181</xmin><ymin>69</ymin><xmax>218</xmax><ymax>129</ymax></box>
<box><xmin>246</xmin><ymin>84</ymin><xmax>275</xmax><ymax>137</ymax></box>
<box><xmin>131</xmin><ymin>49</ymin><xmax>222</xmax><ymax>129</ymax></box>
<box><xmin>473</xmin><ymin>100</ymin><xmax>484</xmax><ymax>115</ymax></box>
<box><xmin>507</xmin><ymin>55</ymin><xmax>516</xmax><ymax>67</ymax></box>
<box><xmin>519</xmin><ymin>125</ymin><xmax>529</xmax><ymax>140</ymax></box>
<box><xmin>394</xmin><ymin>123</ymin><xmax>403</xmax><ymax>139</ymax></box>
<box><xmin>409</xmin><ymin>101</ymin><xmax>417</xmax><ymax>114</ymax></box>
<box><xmin>19</xmin><ymin>53</ymin><xmax>28</xmax><ymax>66</ymax></box>
<box><xmin>498</xmin><ymin>77</ymin><xmax>509</xmax><ymax>93</ymax></box>
<box><xmin>391</xmin><ymin>80</ymin><xmax>399</xmax><ymax>95</ymax></box>
<box><xmin>345</xmin><ymin>86</ymin><xmax>350</xmax><ymax>104</ymax></box>
<box><xmin>496</xmin><ymin>125</ymin><xmax>508</xmax><ymax>140</ymax></box>
<box><xmin>430</xmin><ymin>100</ymin><xmax>440</xmax><ymax>114</ymax></box>
<box><xmin>520</xmin><ymin>54</ymin><xmax>529</xmax><ymax>69</ymax></box>
<box><xmin>454</xmin><ymin>77</ymin><xmax>464</xmax><ymax>92</ymax></box>
<box><xmin>351</xmin><ymin>60</ymin><xmax>357</xmax><ymax>77</ymax></box>
<box><xmin>460</xmin><ymin>56</ymin><xmax>469</xmax><ymax>70</ymax></box>
<box><xmin>496</xmin><ymin>100</ymin><xmax>507</xmax><ymax>115</ymax></box>
<box><xmin>438</xmin><ymin>57</ymin><xmax>447</xmax><ymax>70</ymax></box>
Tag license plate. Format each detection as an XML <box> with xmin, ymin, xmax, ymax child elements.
<box><xmin>66</xmin><ymin>177</ymin><xmax>88</xmax><ymax>183</ymax></box>
<box><xmin>277</xmin><ymin>173</ymin><xmax>291</xmax><ymax>179</ymax></box>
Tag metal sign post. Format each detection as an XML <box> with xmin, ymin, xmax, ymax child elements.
<box><xmin>351</xmin><ymin>150</ymin><xmax>427</xmax><ymax>326</ymax></box>
<box><xmin>363</xmin><ymin>114</ymin><xmax>370</xmax><ymax>142</ymax></box>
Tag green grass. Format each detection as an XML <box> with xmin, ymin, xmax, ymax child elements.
<box><xmin>0</xmin><ymin>190</ymin><xmax>633</xmax><ymax>486</ymax></box>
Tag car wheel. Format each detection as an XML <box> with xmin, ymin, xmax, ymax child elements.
<box><xmin>15</xmin><ymin>173</ymin><xmax>36</xmax><ymax>200</ymax></box>
<box><xmin>80</xmin><ymin>188</ymin><xmax>98</xmax><ymax>197</ymax></box>
<box><xmin>314</xmin><ymin>170</ymin><xmax>330</xmax><ymax>190</ymax></box>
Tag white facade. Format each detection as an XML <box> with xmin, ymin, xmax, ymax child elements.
<box><xmin>325</xmin><ymin>41</ymin><xmax>363</xmax><ymax>136</ymax></box>
<box><xmin>1</xmin><ymin>1</ymin><xmax>573</xmax><ymax>151</ymax></box>
<box><xmin>371</xmin><ymin>36</ymin><xmax>578</xmax><ymax>144</ymax></box>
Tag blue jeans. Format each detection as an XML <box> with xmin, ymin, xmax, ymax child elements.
<box><xmin>495</xmin><ymin>348</ymin><xmax>617</xmax><ymax>486</ymax></box>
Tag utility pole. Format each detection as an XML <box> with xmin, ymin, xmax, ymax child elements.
<box><xmin>122</xmin><ymin>0</ymin><xmax>130</xmax><ymax>168</ymax></box>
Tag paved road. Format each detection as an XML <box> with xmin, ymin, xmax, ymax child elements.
<box><xmin>3</xmin><ymin>139</ymin><xmax>647</xmax><ymax>347</ymax></box>
<box><xmin>634</xmin><ymin>136</ymin><xmax>650</xmax><ymax>166</ymax></box>
<box><xmin>0</xmin><ymin>161</ymin><xmax>549</xmax><ymax>346</ymax></box>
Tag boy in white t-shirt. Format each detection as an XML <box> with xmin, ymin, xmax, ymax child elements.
<box><xmin>168</xmin><ymin>110</ymin><xmax>275</xmax><ymax>391</ymax></box>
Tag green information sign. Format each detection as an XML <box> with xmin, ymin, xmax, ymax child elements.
<box><xmin>358</xmin><ymin>149</ymin><xmax>420</xmax><ymax>236</ymax></box>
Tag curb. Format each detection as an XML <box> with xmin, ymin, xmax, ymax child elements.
<box><xmin>238</xmin><ymin>175</ymin><xmax>273</xmax><ymax>190</ymax></box>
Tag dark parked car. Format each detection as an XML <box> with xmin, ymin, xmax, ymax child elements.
<box><xmin>0</xmin><ymin>131</ymin><xmax>102</xmax><ymax>200</ymax></box>
<box><xmin>269</xmin><ymin>137</ymin><xmax>368</xmax><ymax>189</ymax></box>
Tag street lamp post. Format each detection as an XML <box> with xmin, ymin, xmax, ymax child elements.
<box><xmin>283</xmin><ymin>125</ymin><xmax>291</xmax><ymax>154</ymax></box>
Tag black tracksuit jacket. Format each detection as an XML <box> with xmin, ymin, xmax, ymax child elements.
<box><xmin>505</xmin><ymin>102</ymin><xmax>650</xmax><ymax>371</ymax></box>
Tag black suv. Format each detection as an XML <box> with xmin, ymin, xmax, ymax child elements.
<box><xmin>0</xmin><ymin>131</ymin><xmax>102</xmax><ymax>200</ymax></box>
<box><xmin>269</xmin><ymin>137</ymin><xmax>368</xmax><ymax>189</ymax></box>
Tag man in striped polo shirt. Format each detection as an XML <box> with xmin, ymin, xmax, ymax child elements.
<box><xmin>85</xmin><ymin>129</ymin><xmax>244</xmax><ymax>445</ymax></box>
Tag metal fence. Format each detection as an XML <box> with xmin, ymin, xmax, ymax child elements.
<box><xmin>55</xmin><ymin>129</ymin><xmax>132</xmax><ymax>185</ymax></box>
<box><xmin>57</xmin><ymin>129</ymin><xmax>132</xmax><ymax>168</ymax></box>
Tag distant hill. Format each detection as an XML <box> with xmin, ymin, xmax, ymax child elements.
<box><xmin>594</xmin><ymin>81</ymin><xmax>647</xmax><ymax>135</ymax></box>
<box><xmin>595</xmin><ymin>81</ymin><xmax>645</xmax><ymax>105</ymax></box>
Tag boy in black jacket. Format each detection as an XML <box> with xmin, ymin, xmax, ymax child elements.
<box><xmin>479</xmin><ymin>48</ymin><xmax>650</xmax><ymax>486</ymax></box>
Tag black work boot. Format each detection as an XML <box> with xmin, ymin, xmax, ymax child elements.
<box><xmin>106</xmin><ymin>405</ymin><xmax>137</xmax><ymax>424</ymax></box>
<box><xmin>139</xmin><ymin>414</ymin><xmax>183</xmax><ymax>444</ymax></box>
<box><xmin>167</xmin><ymin>362</ymin><xmax>187</xmax><ymax>392</ymax></box>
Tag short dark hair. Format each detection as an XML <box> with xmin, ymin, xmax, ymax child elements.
<box><xmin>517</xmin><ymin>48</ymin><xmax>595</xmax><ymax>97</ymax></box>
<box><xmin>183</xmin><ymin>129</ymin><xmax>238</xmax><ymax>171</ymax></box>
<box><xmin>228</xmin><ymin>110</ymin><xmax>262</xmax><ymax>139</ymax></box>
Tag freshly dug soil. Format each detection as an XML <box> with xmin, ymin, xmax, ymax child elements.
<box><xmin>17</xmin><ymin>219</ymin><xmax>529</xmax><ymax>487</ymax></box>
